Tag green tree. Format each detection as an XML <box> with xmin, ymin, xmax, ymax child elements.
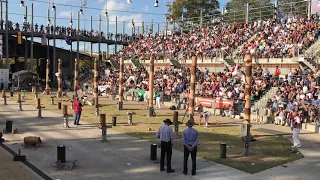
<box><xmin>169</xmin><ymin>0</ymin><xmax>220</xmax><ymax>22</ymax></box>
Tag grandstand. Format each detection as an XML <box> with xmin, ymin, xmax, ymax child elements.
<box><xmin>71</xmin><ymin>1</ymin><xmax>320</xmax><ymax>132</ymax></box>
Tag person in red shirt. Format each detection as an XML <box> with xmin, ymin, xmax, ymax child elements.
<box><xmin>73</xmin><ymin>97</ymin><xmax>83</xmax><ymax>125</ymax></box>
<box><xmin>274</xmin><ymin>66</ymin><xmax>281</xmax><ymax>80</ymax></box>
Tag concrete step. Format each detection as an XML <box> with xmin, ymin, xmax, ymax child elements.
<box><xmin>302</xmin><ymin>123</ymin><xmax>320</xmax><ymax>133</ymax></box>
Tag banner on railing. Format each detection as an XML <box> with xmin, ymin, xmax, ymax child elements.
<box><xmin>17</xmin><ymin>32</ymin><xmax>22</xmax><ymax>44</ymax></box>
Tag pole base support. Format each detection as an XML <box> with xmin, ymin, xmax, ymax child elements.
<box><xmin>63</xmin><ymin>117</ymin><xmax>70</xmax><ymax>129</ymax></box>
<box><xmin>101</xmin><ymin>127</ymin><xmax>107</xmax><ymax>143</ymax></box>
<box><xmin>95</xmin><ymin>106</ymin><xmax>100</xmax><ymax>116</ymax></box>
<box><xmin>117</xmin><ymin>101</ymin><xmax>123</xmax><ymax>111</ymax></box>
<box><xmin>147</xmin><ymin>107</ymin><xmax>155</xmax><ymax>117</ymax></box>
<box><xmin>45</xmin><ymin>89</ymin><xmax>50</xmax><ymax>95</ymax></box>
<box><xmin>188</xmin><ymin>114</ymin><xmax>194</xmax><ymax>121</ymax></box>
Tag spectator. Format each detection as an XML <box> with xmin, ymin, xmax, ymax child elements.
<box><xmin>73</xmin><ymin>97</ymin><xmax>83</xmax><ymax>125</ymax></box>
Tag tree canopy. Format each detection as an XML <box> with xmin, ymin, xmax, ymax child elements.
<box><xmin>225</xmin><ymin>0</ymin><xmax>272</xmax><ymax>12</ymax></box>
<box><xmin>169</xmin><ymin>0</ymin><xmax>220</xmax><ymax>21</ymax></box>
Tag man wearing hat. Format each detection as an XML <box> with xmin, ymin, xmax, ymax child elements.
<box><xmin>182</xmin><ymin>120</ymin><xmax>199</xmax><ymax>176</ymax></box>
<box><xmin>156</xmin><ymin>119</ymin><xmax>175</xmax><ymax>173</ymax></box>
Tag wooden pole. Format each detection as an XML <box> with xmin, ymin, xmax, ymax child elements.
<box><xmin>45</xmin><ymin>59</ymin><xmax>50</xmax><ymax>95</ymax></box>
<box><xmin>147</xmin><ymin>56</ymin><xmax>154</xmax><ymax>116</ymax></box>
<box><xmin>117</xmin><ymin>57</ymin><xmax>124</xmax><ymax>110</ymax></box>
<box><xmin>74</xmin><ymin>59</ymin><xmax>79</xmax><ymax>98</ymax></box>
<box><xmin>57</xmin><ymin>59</ymin><xmax>62</xmax><ymax>98</ymax></box>
<box><xmin>244</xmin><ymin>54</ymin><xmax>252</xmax><ymax>129</ymax></box>
<box><xmin>94</xmin><ymin>58</ymin><xmax>99</xmax><ymax>106</ymax></box>
<box><xmin>188</xmin><ymin>56</ymin><xmax>197</xmax><ymax>121</ymax></box>
<box><xmin>62</xmin><ymin>105</ymin><xmax>68</xmax><ymax>117</ymax></box>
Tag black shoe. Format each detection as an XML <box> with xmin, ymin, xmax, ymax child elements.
<box><xmin>77</xmin><ymin>124</ymin><xmax>81</xmax><ymax>125</ymax></box>
<box><xmin>192</xmin><ymin>172</ymin><xmax>196</xmax><ymax>176</ymax></box>
<box><xmin>167</xmin><ymin>169</ymin><xmax>175</xmax><ymax>173</ymax></box>
<box><xmin>160</xmin><ymin>168</ymin><xmax>166</xmax><ymax>172</ymax></box>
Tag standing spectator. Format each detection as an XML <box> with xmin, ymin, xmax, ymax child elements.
<box><xmin>156</xmin><ymin>91</ymin><xmax>161</xmax><ymax>108</ymax></box>
<box><xmin>156</xmin><ymin>119</ymin><xmax>175</xmax><ymax>173</ymax></box>
<box><xmin>182</xmin><ymin>120</ymin><xmax>199</xmax><ymax>176</ymax></box>
<box><xmin>73</xmin><ymin>97</ymin><xmax>83</xmax><ymax>125</ymax></box>
<box><xmin>292</xmin><ymin>112</ymin><xmax>302</xmax><ymax>148</ymax></box>
<box><xmin>274</xmin><ymin>66</ymin><xmax>281</xmax><ymax>80</ymax></box>
<box><xmin>203</xmin><ymin>111</ymin><xmax>211</xmax><ymax>127</ymax></box>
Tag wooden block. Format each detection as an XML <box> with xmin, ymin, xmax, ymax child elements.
<box><xmin>24</xmin><ymin>136</ymin><xmax>42</xmax><ymax>148</ymax></box>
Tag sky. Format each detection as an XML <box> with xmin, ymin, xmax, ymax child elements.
<box><xmin>2</xmin><ymin>0</ymin><xmax>231</xmax><ymax>54</ymax></box>
<box><xmin>2</xmin><ymin>0</ymin><xmax>320</xmax><ymax>54</ymax></box>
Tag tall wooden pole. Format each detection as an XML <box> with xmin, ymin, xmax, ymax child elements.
<box><xmin>117</xmin><ymin>57</ymin><xmax>124</xmax><ymax>110</ymax></box>
<box><xmin>244</xmin><ymin>54</ymin><xmax>252</xmax><ymax>127</ymax></box>
<box><xmin>57</xmin><ymin>59</ymin><xmax>62</xmax><ymax>98</ymax></box>
<box><xmin>147</xmin><ymin>56</ymin><xmax>154</xmax><ymax>117</ymax></box>
<box><xmin>74</xmin><ymin>59</ymin><xmax>79</xmax><ymax>98</ymax></box>
<box><xmin>45</xmin><ymin>59</ymin><xmax>50</xmax><ymax>95</ymax></box>
<box><xmin>94</xmin><ymin>58</ymin><xmax>99</xmax><ymax>107</ymax></box>
<box><xmin>188</xmin><ymin>56</ymin><xmax>197</xmax><ymax>121</ymax></box>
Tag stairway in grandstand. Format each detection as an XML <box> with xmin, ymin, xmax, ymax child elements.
<box><xmin>169</xmin><ymin>59</ymin><xmax>182</xmax><ymax>69</ymax></box>
<box><xmin>299</xmin><ymin>38</ymin><xmax>320</xmax><ymax>71</ymax></box>
<box><xmin>222</xmin><ymin>33</ymin><xmax>258</xmax><ymax>70</ymax></box>
<box><xmin>231</xmin><ymin>34</ymin><xmax>258</xmax><ymax>58</ymax></box>
<box><xmin>223</xmin><ymin>58</ymin><xmax>235</xmax><ymax>70</ymax></box>
<box><xmin>251</xmin><ymin>87</ymin><xmax>278</xmax><ymax>111</ymax></box>
<box><xmin>79</xmin><ymin>72</ymin><xmax>93</xmax><ymax>85</ymax></box>
<box><xmin>304</xmin><ymin>38</ymin><xmax>320</xmax><ymax>59</ymax></box>
<box><xmin>131</xmin><ymin>58</ymin><xmax>144</xmax><ymax>69</ymax></box>
<box><xmin>299</xmin><ymin>57</ymin><xmax>318</xmax><ymax>71</ymax></box>
<box><xmin>109</xmin><ymin>59</ymin><xmax>120</xmax><ymax>69</ymax></box>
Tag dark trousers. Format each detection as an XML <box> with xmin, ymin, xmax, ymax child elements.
<box><xmin>183</xmin><ymin>146</ymin><xmax>197</xmax><ymax>173</ymax></box>
<box><xmin>160</xmin><ymin>141</ymin><xmax>172</xmax><ymax>171</ymax></box>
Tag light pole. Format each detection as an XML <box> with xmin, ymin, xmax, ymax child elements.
<box><xmin>98</xmin><ymin>14</ymin><xmax>101</xmax><ymax>64</ymax></box>
<box><xmin>164</xmin><ymin>1</ymin><xmax>171</xmax><ymax>37</ymax></box>
<box><xmin>3</xmin><ymin>0</ymin><xmax>8</xmax><ymax>69</ymax></box>
<box><xmin>81</xmin><ymin>0</ymin><xmax>87</xmax><ymax>53</ymax></box>
<box><xmin>23</xmin><ymin>4</ymin><xmax>28</xmax><ymax>70</ymax></box>
<box><xmin>115</xmin><ymin>16</ymin><xmax>118</xmax><ymax>54</ymax></box>
<box><xmin>47</xmin><ymin>8</ymin><xmax>50</xmax><ymax>62</ymax></box>
<box><xmin>77</xmin><ymin>10</ymin><xmax>81</xmax><ymax>63</ymax></box>
<box><xmin>69</xmin><ymin>11</ymin><xmax>73</xmax><ymax>73</ymax></box>
<box><xmin>30</xmin><ymin>3</ymin><xmax>34</xmax><ymax>71</ymax></box>
<box><xmin>106</xmin><ymin>15</ymin><xmax>109</xmax><ymax>59</ymax></box>
<box><xmin>53</xmin><ymin>2</ymin><xmax>57</xmax><ymax>83</ymax></box>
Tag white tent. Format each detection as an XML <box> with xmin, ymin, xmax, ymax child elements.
<box><xmin>12</xmin><ymin>70</ymin><xmax>39</xmax><ymax>90</ymax></box>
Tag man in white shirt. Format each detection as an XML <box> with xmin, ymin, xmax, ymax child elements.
<box><xmin>292</xmin><ymin>112</ymin><xmax>302</xmax><ymax>148</ymax></box>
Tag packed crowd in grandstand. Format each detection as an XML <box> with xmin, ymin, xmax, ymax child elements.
<box><xmin>112</xmin><ymin>14</ymin><xmax>320</xmax><ymax>61</ymax></box>
<box><xmin>91</xmin><ymin>14</ymin><xmax>320</xmax><ymax>123</ymax></box>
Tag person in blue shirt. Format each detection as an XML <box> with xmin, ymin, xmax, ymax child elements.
<box><xmin>156</xmin><ymin>119</ymin><xmax>175</xmax><ymax>173</ymax></box>
<box><xmin>311</xmin><ymin>98</ymin><xmax>319</xmax><ymax>106</ymax></box>
<box><xmin>182</xmin><ymin>120</ymin><xmax>199</xmax><ymax>176</ymax></box>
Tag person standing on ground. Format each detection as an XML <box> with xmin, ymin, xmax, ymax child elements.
<box><xmin>156</xmin><ymin>119</ymin><xmax>175</xmax><ymax>173</ymax></box>
<box><xmin>73</xmin><ymin>97</ymin><xmax>83</xmax><ymax>125</ymax></box>
<box><xmin>292</xmin><ymin>112</ymin><xmax>302</xmax><ymax>148</ymax></box>
<box><xmin>156</xmin><ymin>91</ymin><xmax>161</xmax><ymax>108</ymax></box>
<box><xmin>182</xmin><ymin>120</ymin><xmax>199</xmax><ymax>176</ymax></box>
